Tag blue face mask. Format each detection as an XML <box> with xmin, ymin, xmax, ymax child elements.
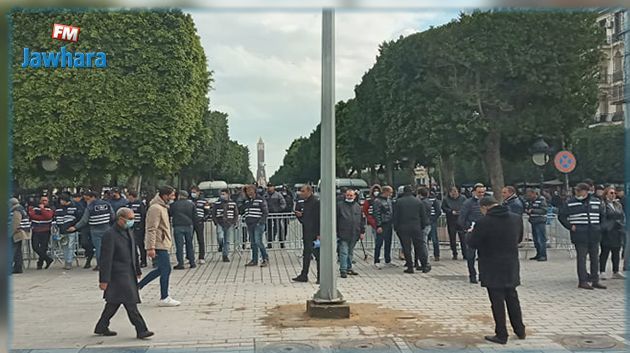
<box><xmin>191</xmin><ymin>192</ymin><xmax>198</xmax><ymax>199</ymax></box>
<box><xmin>125</xmin><ymin>220</ymin><xmax>135</xmax><ymax>229</ymax></box>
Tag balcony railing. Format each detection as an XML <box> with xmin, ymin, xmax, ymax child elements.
<box><xmin>610</xmin><ymin>84</ymin><xmax>626</xmax><ymax>103</ymax></box>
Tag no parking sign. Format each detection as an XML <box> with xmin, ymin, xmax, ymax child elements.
<box><xmin>554</xmin><ymin>151</ymin><xmax>577</xmax><ymax>174</ymax></box>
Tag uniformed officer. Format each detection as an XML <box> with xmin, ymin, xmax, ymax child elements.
<box><xmin>127</xmin><ymin>191</ymin><xmax>147</xmax><ymax>268</ymax></box>
<box><xmin>55</xmin><ymin>192</ymin><xmax>84</xmax><ymax>270</ymax></box>
<box><xmin>212</xmin><ymin>189</ymin><xmax>239</xmax><ymax>262</ymax></box>
<box><xmin>190</xmin><ymin>186</ymin><xmax>209</xmax><ymax>264</ymax></box>
<box><xmin>69</xmin><ymin>190</ymin><xmax>115</xmax><ymax>270</ymax></box>
<box><xmin>418</xmin><ymin>187</ymin><xmax>442</xmax><ymax>262</ymax></box>
<box><xmin>524</xmin><ymin>189</ymin><xmax>549</xmax><ymax>261</ymax></box>
<box><xmin>559</xmin><ymin>183</ymin><xmax>607</xmax><ymax>290</ymax></box>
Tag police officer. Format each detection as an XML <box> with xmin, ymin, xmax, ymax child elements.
<box><xmin>559</xmin><ymin>183</ymin><xmax>607</xmax><ymax>290</ymax></box>
<box><xmin>190</xmin><ymin>186</ymin><xmax>209</xmax><ymax>264</ymax></box>
<box><xmin>372</xmin><ymin>186</ymin><xmax>394</xmax><ymax>268</ymax></box>
<box><xmin>75</xmin><ymin>191</ymin><xmax>95</xmax><ymax>268</ymax></box>
<box><xmin>69</xmin><ymin>191</ymin><xmax>115</xmax><ymax>271</ymax></box>
<box><xmin>524</xmin><ymin>188</ymin><xmax>548</xmax><ymax>261</ymax></box>
<box><xmin>243</xmin><ymin>185</ymin><xmax>270</xmax><ymax>267</ymax></box>
<box><xmin>127</xmin><ymin>191</ymin><xmax>147</xmax><ymax>268</ymax></box>
<box><xmin>55</xmin><ymin>192</ymin><xmax>84</xmax><ymax>270</ymax></box>
<box><xmin>418</xmin><ymin>187</ymin><xmax>442</xmax><ymax>262</ymax></box>
<box><xmin>212</xmin><ymin>189</ymin><xmax>239</xmax><ymax>262</ymax></box>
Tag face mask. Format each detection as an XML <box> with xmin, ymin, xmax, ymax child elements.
<box><xmin>345</xmin><ymin>198</ymin><xmax>354</xmax><ymax>203</ymax></box>
<box><xmin>167</xmin><ymin>200</ymin><xmax>174</xmax><ymax>205</ymax></box>
<box><xmin>125</xmin><ymin>220</ymin><xmax>135</xmax><ymax>229</ymax></box>
<box><xmin>576</xmin><ymin>195</ymin><xmax>587</xmax><ymax>201</ymax></box>
<box><xmin>373</xmin><ymin>191</ymin><xmax>380</xmax><ymax>197</ymax></box>
<box><xmin>191</xmin><ymin>193</ymin><xmax>197</xmax><ymax>199</ymax></box>
<box><xmin>220</xmin><ymin>195</ymin><xmax>228</xmax><ymax>201</ymax></box>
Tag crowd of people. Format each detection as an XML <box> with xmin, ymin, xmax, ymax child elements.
<box><xmin>7</xmin><ymin>178</ymin><xmax>627</xmax><ymax>342</ymax></box>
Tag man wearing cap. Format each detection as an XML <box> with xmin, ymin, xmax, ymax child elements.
<box><xmin>10</xmin><ymin>198</ymin><xmax>31</xmax><ymax>274</ymax></box>
<box><xmin>459</xmin><ymin>183</ymin><xmax>486</xmax><ymax>283</ymax></box>
<box><xmin>559</xmin><ymin>183</ymin><xmax>607</xmax><ymax>290</ymax></box>
<box><xmin>467</xmin><ymin>196</ymin><xmax>526</xmax><ymax>345</ymax></box>
<box><xmin>170</xmin><ymin>190</ymin><xmax>197</xmax><ymax>269</ymax></box>
<box><xmin>69</xmin><ymin>191</ymin><xmax>115</xmax><ymax>271</ymax></box>
<box><xmin>54</xmin><ymin>192</ymin><xmax>84</xmax><ymax>270</ymax></box>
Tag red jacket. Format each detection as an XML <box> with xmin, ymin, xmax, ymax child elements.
<box><xmin>28</xmin><ymin>206</ymin><xmax>54</xmax><ymax>233</ymax></box>
<box><xmin>362</xmin><ymin>198</ymin><xmax>377</xmax><ymax>229</ymax></box>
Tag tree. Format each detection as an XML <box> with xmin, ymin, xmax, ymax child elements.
<box><xmin>11</xmin><ymin>9</ymin><xmax>211</xmax><ymax>188</ymax></box>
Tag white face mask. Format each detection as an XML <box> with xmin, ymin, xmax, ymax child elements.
<box><xmin>576</xmin><ymin>195</ymin><xmax>587</xmax><ymax>201</ymax></box>
<box><xmin>373</xmin><ymin>191</ymin><xmax>380</xmax><ymax>197</ymax></box>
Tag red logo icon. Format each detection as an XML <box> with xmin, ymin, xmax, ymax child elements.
<box><xmin>52</xmin><ymin>24</ymin><xmax>80</xmax><ymax>42</ymax></box>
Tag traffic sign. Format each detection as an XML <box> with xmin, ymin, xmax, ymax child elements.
<box><xmin>554</xmin><ymin>151</ymin><xmax>577</xmax><ymax>174</ymax></box>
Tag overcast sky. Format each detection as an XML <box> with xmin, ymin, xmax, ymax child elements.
<box><xmin>189</xmin><ymin>10</ymin><xmax>460</xmax><ymax>179</ymax></box>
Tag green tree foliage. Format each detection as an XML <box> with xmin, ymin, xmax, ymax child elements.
<box><xmin>11</xmin><ymin>9</ymin><xmax>210</xmax><ymax>188</ymax></box>
<box><xmin>571</xmin><ymin>125</ymin><xmax>624</xmax><ymax>184</ymax></box>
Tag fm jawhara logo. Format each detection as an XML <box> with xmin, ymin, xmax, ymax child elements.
<box><xmin>21</xmin><ymin>23</ymin><xmax>107</xmax><ymax>69</ymax></box>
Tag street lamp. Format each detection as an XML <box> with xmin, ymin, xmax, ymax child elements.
<box><xmin>529</xmin><ymin>136</ymin><xmax>550</xmax><ymax>192</ymax></box>
<box><xmin>40</xmin><ymin>157</ymin><xmax>58</xmax><ymax>196</ymax></box>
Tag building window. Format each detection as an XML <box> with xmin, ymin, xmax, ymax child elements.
<box><xmin>613</xmin><ymin>52</ymin><xmax>623</xmax><ymax>82</ymax></box>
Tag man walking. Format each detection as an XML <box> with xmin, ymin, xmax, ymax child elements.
<box><xmin>190</xmin><ymin>186</ymin><xmax>209</xmax><ymax>264</ymax></box>
<box><xmin>28</xmin><ymin>195</ymin><xmax>55</xmax><ymax>270</ymax></box>
<box><xmin>243</xmin><ymin>185</ymin><xmax>270</xmax><ymax>267</ymax></box>
<box><xmin>393</xmin><ymin>186</ymin><xmax>431</xmax><ymax>274</ymax></box>
<box><xmin>137</xmin><ymin>186</ymin><xmax>181</xmax><ymax>306</ymax></box>
<box><xmin>95</xmin><ymin>207</ymin><xmax>153</xmax><ymax>339</ymax></box>
<box><xmin>558</xmin><ymin>183</ymin><xmax>607</xmax><ymax>290</ymax></box>
<box><xmin>524</xmin><ymin>188</ymin><xmax>548</xmax><ymax>261</ymax></box>
<box><xmin>212</xmin><ymin>189</ymin><xmax>239</xmax><ymax>262</ymax></box>
<box><xmin>467</xmin><ymin>197</ymin><xmax>526</xmax><ymax>345</ymax></box>
<box><xmin>127</xmin><ymin>191</ymin><xmax>147</xmax><ymax>268</ymax></box>
<box><xmin>170</xmin><ymin>190</ymin><xmax>197</xmax><ymax>269</ymax></box>
<box><xmin>75</xmin><ymin>192</ymin><xmax>95</xmax><ymax>269</ymax></box>
<box><xmin>54</xmin><ymin>192</ymin><xmax>83</xmax><ymax>270</ymax></box>
<box><xmin>373</xmin><ymin>186</ymin><xmax>394</xmax><ymax>268</ymax></box>
<box><xmin>264</xmin><ymin>183</ymin><xmax>286</xmax><ymax>249</ymax></box>
<box><xmin>418</xmin><ymin>187</ymin><xmax>442</xmax><ymax>261</ymax></box>
<box><xmin>293</xmin><ymin>185</ymin><xmax>320</xmax><ymax>283</ymax></box>
<box><xmin>70</xmin><ymin>191</ymin><xmax>115</xmax><ymax>270</ymax></box>
<box><xmin>10</xmin><ymin>198</ymin><xmax>30</xmax><ymax>274</ymax></box>
<box><xmin>442</xmin><ymin>186</ymin><xmax>467</xmax><ymax>260</ymax></box>
<box><xmin>458</xmin><ymin>183</ymin><xmax>485</xmax><ymax>283</ymax></box>
<box><xmin>337</xmin><ymin>189</ymin><xmax>365</xmax><ymax>278</ymax></box>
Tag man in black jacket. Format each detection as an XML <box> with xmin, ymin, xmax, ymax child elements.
<box><xmin>95</xmin><ymin>207</ymin><xmax>153</xmax><ymax>340</ymax></box>
<box><xmin>373</xmin><ymin>186</ymin><xmax>394</xmax><ymax>268</ymax></box>
<box><xmin>559</xmin><ymin>183</ymin><xmax>607</xmax><ymax>290</ymax></box>
<box><xmin>524</xmin><ymin>189</ymin><xmax>549</xmax><ymax>261</ymax></box>
<box><xmin>468</xmin><ymin>197</ymin><xmax>526</xmax><ymax>345</ymax></box>
<box><xmin>418</xmin><ymin>187</ymin><xmax>442</xmax><ymax>261</ymax></box>
<box><xmin>337</xmin><ymin>189</ymin><xmax>365</xmax><ymax>278</ymax></box>
<box><xmin>393</xmin><ymin>185</ymin><xmax>431</xmax><ymax>274</ymax></box>
<box><xmin>127</xmin><ymin>191</ymin><xmax>147</xmax><ymax>268</ymax></box>
<box><xmin>293</xmin><ymin>185</ymin><xmax>320</xmax><ymax>283</ymax></box>
<box><xmin>170</xmin><ymin>190</ymin><xmax>197</xmax><ymax>269</ymax></box>
<box><xmin>442</xmin><ymin>186</ymin><xmax>467</xmax><ymax>260</ymax></box>
<box><xmin>458</xmin><ymin>183</ymin><xmax>486</xmax><ymax>283</ymax></box>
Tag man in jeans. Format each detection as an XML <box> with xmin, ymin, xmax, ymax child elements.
<box><xmin>70</xmin><ymin>191</ymin><xmax>115</xmax><ymax>271</ymax></box>
<box><xmin>170</xmin><ymin>190</ymin><xmax>197</xmax><ymax>270</ymax></box>
<box><xmin>418</xmin><ymin>187</ymin><xmax>442</xmax><ymax>261</ymax></box>
<box><xmin>524</xmin><ymin>189</ymin><xmax>548</xmax><ymax>261</ymax></box>
<box><xmin>243</xmin><ymin>185</ymin><xmax>270</xmax><ymax>267</ymax></box>
<box><xmin>442</xmin><ymin>186</ymin><xmax>467</xmax><ymax>260</ymax></box>
<box><xmin>28</xmin><ymin>195</ymin><xmax>55</xmax><ymax>270</ymax></box>
<box><xmin>372</xmin><ymin>186</ymin><xmax>394</xmax><ymax>268</ymax></box>
<box><xmin>337</xmin><ymin>189</ymin><xmax>365</xmax><ymax>278</ymax></box>
<box><xmin>54</xmin><ymin>192</ymin><xmax>84</xmax><ymax>270</ymax></box>
<box><xmin>212</xmin><ymin>189</ymin><xmax>239</xmax><ymax>262</ymax></box>
<box><xmin>138</xmin><ymin>186</ymin><xmax>181</xmax><ymax>307</ymax></box>
<box><xmin>459</xmin><ymin>183</ymin><xmax>485</xmax><ymax>284</ymax></box>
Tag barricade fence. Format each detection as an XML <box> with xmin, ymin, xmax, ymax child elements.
<box><xmin>20</xmin><ymin>213</ymin><xmax>574</xmax><ymax>267</ymax></box>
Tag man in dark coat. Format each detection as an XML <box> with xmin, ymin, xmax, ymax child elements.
<box><xmin>468</xmin><ymin>197</ymin><xmax>526</xmax><ymax>345</ymax></box>
<box><xmin>442</xmin><ymin>186</ymin><xmax>467</xmax><ymax>260</ymax></box>
<box><xmin>459</xmin><ymin>183</ymin><xmax>486</xmax><ymax>283</ymax></box>
<box><xmin>95</xmin><ymin>207</ymin><xmax>154</xmax><ymax>339</ymax></box>
<box><xmin>292</xmin><ymin>185</ymin><xmax>320</xmax><ymax>283</ymax></box>
<box><xmin>337</xmin><ymin>189</ymin><xmax>365</xmax><ymax>278</ymax></box>
<box><xmin>393</xmin><ymin>185</ymin><xmax>431</xmax><ymax>274</ymax></box>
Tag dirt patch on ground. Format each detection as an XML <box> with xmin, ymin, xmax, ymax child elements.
<box><xmin>262</xmin><ymin>302</ymin><xmax>479</xmax><ymax>343</ymax></box>
<box><xmin>466</xmin><ymin>313</ymin><xmax>494</xmax><ymax>325</ymax></box>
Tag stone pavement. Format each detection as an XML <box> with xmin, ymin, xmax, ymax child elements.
<box><xmin>9</xmin><ymin>247</ymin><xmax>629</xmax><ymax>353</ymax></box>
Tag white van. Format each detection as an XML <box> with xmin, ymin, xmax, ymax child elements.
<box><xmin>197</xmin><ymin>180</ymin><xmax>228</xmax><ymax>203</ymax></box>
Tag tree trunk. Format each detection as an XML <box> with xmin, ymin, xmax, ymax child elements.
<box><xmin>385</xmin><ymin>160</ymin><xmax>394</xmax><ymax>186</ymax></box>
<box><xmin>126</xmin><ymin>175</ymin><xmax>140</xmax><ymax>192</ymax></box>
<box><xmin>482</xmin><ymin>128</ymin><xmax>505</xmax><ymax>202</ymax></box>
<box><xmin>408</xmin><ymin>159</ymin><xmax>416</xmax><ymax>186</ymax></box>
<box><xmin>440</xmin><ymin>154</ymin><xmax>456</xmax><ymax>189</ymax></box>
<box><xmin>370</xmin><ymin>165</ymin><xmax>377</xmax><ymax>185</ymax></box>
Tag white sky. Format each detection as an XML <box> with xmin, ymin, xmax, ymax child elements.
<box><xmin>189</xmin><ymin>10</ymin><xmax>461</xmax><ymax>179</ymax></box>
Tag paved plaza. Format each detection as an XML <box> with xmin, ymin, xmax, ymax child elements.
<box><xmin>9</xmin><ymin>247</ymin><xmax>629</xmax><ymax>353</ymax></box>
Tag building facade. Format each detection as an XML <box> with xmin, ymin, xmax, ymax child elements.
<box><xmin>595</xmin><ymin>9</ymin><xmax>626</xmax><ymax>126</ymax></box>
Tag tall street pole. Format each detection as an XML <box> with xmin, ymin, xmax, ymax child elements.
<box><xmin>313</xmin><ymin>8</ymin><xmax>343</xmax><ymax>303</ymax></box>
<box><xmin>623</xmin><ymin>10</ymin><xmax>630</xmax><ymax>285</ymax></box>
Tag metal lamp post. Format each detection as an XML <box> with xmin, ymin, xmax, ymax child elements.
<box><xmin>530</xmin><ymin>136</ymin><xmax>550</xmax><ymax>192</ymax></box>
